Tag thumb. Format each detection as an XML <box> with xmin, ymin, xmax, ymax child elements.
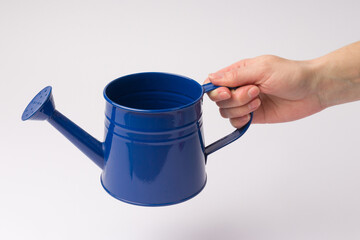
<box><xmin>208</xmin><ymin>65</ymin><xmax>259</xmax><ymax>88</ymax></box>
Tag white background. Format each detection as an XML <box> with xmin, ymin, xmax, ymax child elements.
<box><xmin>1</xmin><ymin>0</ymin><xmax>360</xmax><ymax>239</ymax></box>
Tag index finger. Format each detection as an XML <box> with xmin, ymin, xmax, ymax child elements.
<box><xmin>212</xmin><ymin>58</ymin><xmax>252</xmax><ymax>75</ymax></box>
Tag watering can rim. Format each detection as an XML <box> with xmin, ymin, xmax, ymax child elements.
<box><xmin>103</xmin><ymin>72</ymin><xmax>206</xmax><ymax>114</ymax></box>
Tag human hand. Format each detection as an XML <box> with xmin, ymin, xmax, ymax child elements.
<box><xmin>205</xmin><ymin>55</ymin><xmax>324</xmax><ymax>128</ymax></box>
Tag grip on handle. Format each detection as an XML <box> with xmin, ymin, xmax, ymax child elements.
<box><xmin>202</xmin><ymin>82</ymin><xmax>253</xmax><ymax>156</ymax></box>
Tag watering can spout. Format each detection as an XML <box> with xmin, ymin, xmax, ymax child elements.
<box><xmin>21</xmin><ymin>86</ymin><xmax>105</xmax><ymax>169</ymax></box>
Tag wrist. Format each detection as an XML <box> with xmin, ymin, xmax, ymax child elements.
<box><xmin>308</xmin><ymin>54</ymin><xmax>360</xmax><ymax>109</ymax></box>
<box><xmin>306</xmin><ymin>57</ymin><xmax>330</xmax><ymax>109</ymax></box>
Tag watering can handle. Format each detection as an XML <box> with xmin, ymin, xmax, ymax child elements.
<box><xmin>202</xmin><ymin>82</ymin><xmax>253</xmax><ymax>156</ymax></box>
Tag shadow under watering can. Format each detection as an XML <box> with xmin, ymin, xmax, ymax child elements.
<box><xmin>22</xmin><ymin>72</ymin><xmax>252</xmax><ymax>206</ymax></box>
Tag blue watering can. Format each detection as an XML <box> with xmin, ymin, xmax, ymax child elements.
<box><xmin>22</xmin><ymin>72</ymin><xmax>252</xmax><ymax>206</ymax></box>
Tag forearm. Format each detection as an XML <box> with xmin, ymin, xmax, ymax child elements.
<box><xmin>311</xmin><ymin>41</ymin><xmax>360</xmax><ymax>108</ymax></box>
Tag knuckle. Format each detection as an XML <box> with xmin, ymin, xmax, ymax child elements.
<box><xmin>233</xmin><ymin>87</ymin><xmax>248</xmax><ymax>104</ymax></box>
<box><xmin>225</xmin><ymin>69</ymin><xmax>238</xmax><ymax>82</ymax></box>
<box><xmin>254</xmin><ymin>55</ymin><xmax>280</xmax><ymax>78</ymax></box>
<box><xmin>258</xmin><ymin>54</ymin><xmax>278</xmax><ymax>63</ymax></box>
<box><xmin>219</xmin><ymin>108</ymin><xmax>228</xmax><ymax>118</ymax></box>
<box><xmin>232</xmin><ymin>93</ymin><xmax>242</xmax><ymax>105</ymax></box>
<box><xmin>249</xmin><ymin>98</ymin><xmax>261</xmax><ymax>110</ymax></box>
<box><xmin>230</xmin><ymin>118</ymin><xmax>246</xmax><ymax>128</ymax></box>
<box><xmin>240</xmin><ymin>58</ymin><xmax>248</xmax><ymax>67</ymax></box>
<box><xmin>230</xmin><ymin>120</ymin><xmax>240</xmax><ymax>128</ymax></box>
<box><xmin>216</xmin><ymin>101</ymin><xmax>227</xmax><ymax>108</ymax></box>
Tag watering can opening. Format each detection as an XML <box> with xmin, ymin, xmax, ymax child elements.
<box><xmin>104</xmin><ymin>72</ymin><xmax>204</xmax><ymax>112</ymax></box>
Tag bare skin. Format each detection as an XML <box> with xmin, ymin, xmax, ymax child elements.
<box><xmin>205</xmin><ymin>41</ymin><xmax>360</xmax><ymax>128</ymax></box>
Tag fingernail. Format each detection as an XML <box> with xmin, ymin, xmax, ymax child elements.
<box><xmin>218</xmin><ymin>91</ymin><xmax>230</xmax><ymax>100</ymax></box>
<box><xmin>208</xmin><ymin>72</ymin><xmax>225</xmax><ymax>80</ymax></box>
<box><xmin>248</xmin><ymin>87</ymin><xmax>260</xmax><ymax>98</ymax></box>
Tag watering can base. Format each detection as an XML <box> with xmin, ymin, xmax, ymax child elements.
<box><xmin>100</xmin><ymin>175</ymin><xmax>207</xmax><ymax>207</ymax></box>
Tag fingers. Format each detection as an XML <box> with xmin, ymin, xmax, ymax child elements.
<box><xmin>216</xmin><ymin>85</ymin><xmax>260</xmax><ymax>108</ymax></box>
<box><xmin>204</xmin><ymin>77</ymin><xmax>261</xmax><ymax>128</ymax></box>
<box><xmin>205</xmin><ymin>58</ymin><xmax>264</xmax><ymax>128</ymax></box>
<box><xmin>204</xmin><ymin>80</ymin><xmax>260</xmax><ymax>105</ymax></box>
<box><xmin>222</xmin><ymin>97</ymin><xmax>261</xmax><ymax>128</ymax></box>
<box><xmin>220</xmin><ymin>98</ymin><xmax>261</xmax><ymax>118</ymax></box>
<box><xmin>204</xmin><ymin>77</ymin><xmax>232</xmax><ymax>102</ymax></box>
<box><xmin>207</xmin><ymin>87</ymin><xmax>232</xmax><ymax>102</ymax></box>
<box><xmin>208</xmin><ymin>64</ymin><xmax>260</xmax><ymax>88</ymax></box>
<box><xmin>206</xmin><ymin>84</ymin><xmax>261</xmax><ymax>128</ymax></box>
<box><xmin>230</xmin><ymin>114</ymin><xmax>252</xmax><ymax>128</ymax></box>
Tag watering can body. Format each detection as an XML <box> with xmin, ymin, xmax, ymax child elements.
<box><xmin>22</xmin><ymin>72</ymin><xmax>252</xmax><ymax>206</ymax></box>
<box><xmin>102</xmin><ymin>94</ymin><xmax>207</xmax><ymax>206</ymax></box>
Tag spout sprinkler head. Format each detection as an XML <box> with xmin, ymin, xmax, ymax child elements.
<box><xmin>22</xmin><ymin>86</ymin><xmax>55</xmax><ymax>121</ymax></box>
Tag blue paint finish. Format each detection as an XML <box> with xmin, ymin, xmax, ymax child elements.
<box><xmin>22</xmin><ymin>72</ymin><xmax>252</xmax><ymax>206</ymax></box>
<box><xmin>21</xmin><ymin>86</ymin><xmax>54</xmax><ymax>121</ymax></box>
<box><xmin>48</xmin><ymin>110</ymin><xmax>104</xmax><ymax>169</ymax></box>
